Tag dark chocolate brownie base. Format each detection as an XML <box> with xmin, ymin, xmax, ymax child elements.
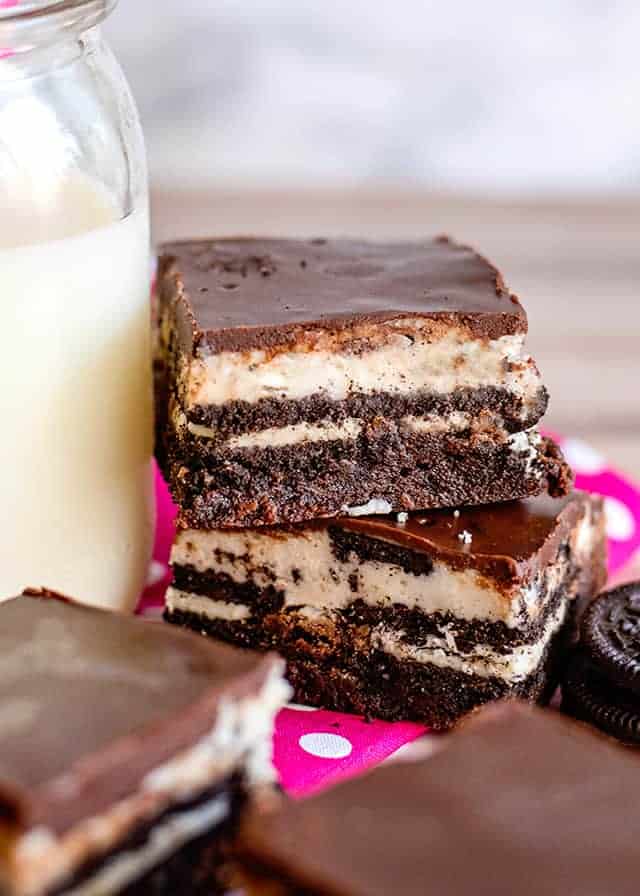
<box><xmin>166</xmin><ymin>430</ymin><xmax>572</xmax><ymax>528</ymax></box>
<box><xmin>48</xmin><ymin>778</ymin><xmax>244</xmax><ymax>896</ymax></box>
<box><xmin>165</xmin><ymin>606</ymin><xmax>572</xmax><ymax>730</ymax></box>
<box><xmin>283</xmin><ymin>632</ymin><xmax>566</xmax><ymax>730</ymax></box>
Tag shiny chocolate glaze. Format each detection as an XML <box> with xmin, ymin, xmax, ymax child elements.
<box><xmin>239</xmin><ymin>703</ymin><xmax>640</xmax><ymax>896</ymax></box>
<box><xmin>332</xmin><ymin>492</ymin><xmax>591</xmax><ymax>582</ymax></box>
<box><xmin>0</xmin><ymin>591</ymin><xmax>279</xmax><ymax>836</ymax></box>
<box><xmin>157</xmin><ymin>236</ymin><xmax>526</xmax><ymax>355</ymax></box>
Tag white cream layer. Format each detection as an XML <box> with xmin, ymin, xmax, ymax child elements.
<box><xmin>167</xmin><ymin>590</ymin><xmax>252</xmax><ymax>622</ymax></box>
<box><xmin>172</xmin><ymin>527</ymin><xmax>525</xmax><ymax>627</ymax></box>
<box><xmin>8</xmin><ymin>666</ymin><xmax>290</xmax><ymax>896</ymax></box>
<box><xmin>166</xmin><ymin>593</ymin><xmax>252</xmax><ymax>622</ymax></box>
<box><xmin>182</xmin><ymin>410</ymin><xmax>491</xmax><ymax>450</ymax></box>
<box><xmin>187</xmin><ymin>417</ymin><xmax>364</xmax><ymax>448</ymax></box>
<box><xmin>185</xmin><ymin>329</ymin><xmax>541</xmax><ymax>409</ymax></box>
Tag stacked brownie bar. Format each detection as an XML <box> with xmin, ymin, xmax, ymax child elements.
<box><xmin>166</xmin><ymin>492</ymin><xmax>606</xmax><ymax>729</ymax></box>
<box><xmin>0</xmin><ymin>590</ymin><xmax>289</xmax><ymax>896</ymax></box>
<box><xmin>156</xmin><ymin>237</ymin><xmax>569</xmax><ymax>526</ymax></box>
<box><xmin>156</xmin><ymin>236</ymin><xmax>606</xmax><ymax>728</ymax></box>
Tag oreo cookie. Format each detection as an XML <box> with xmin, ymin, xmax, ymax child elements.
<box><xmin>582</xmin><ymin>583</ymin><xmax>640</xmax><ymax>695</ymax></box>
<box><xmin>563</xmin><ymin>649</ymin><xmax>640</xmax><ymax>745</ymax></box>
<box><xmin>562</xmin><ymin>583</ymin><xmax>640</xmax><ymax>745</ymax></box>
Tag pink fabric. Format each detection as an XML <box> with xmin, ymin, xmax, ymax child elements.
<box><xmin>138</xmin><ymin>435</ymin><xmax>640</xmax><ymax>797</ymax></box>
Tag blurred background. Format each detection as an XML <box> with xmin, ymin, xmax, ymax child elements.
<box><xmin>107</xmin><ymin>0</ymin><xmax>639</xmax><ymax>484</ymax></box>
<box><xmin>107</xmin><ymin>0</ymin><xmax>639</xmax><ymax>195</ymax></box>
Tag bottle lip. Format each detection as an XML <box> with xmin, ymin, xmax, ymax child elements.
<box><xmin>0</xmin><ymin>0</ymin><xmax>115</xmax><ymax>22</ymax></box>
<box><xmin>0</xmin><ymin>0</ymin><xmax>117</xmax><ymax>54</ymax></box>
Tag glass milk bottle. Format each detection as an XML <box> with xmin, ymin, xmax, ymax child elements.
<box><xmin>0</xmin><ymin>0</ymin><xmax>154</xmax><ymax>612</ymax></box>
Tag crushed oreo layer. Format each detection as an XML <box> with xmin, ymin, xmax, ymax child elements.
<box><xmin>165</xmin><ymin>610</ymin><xmax>571</xmax><ymax>731</ymax></box>
<box><xmin>183</xmin><ymin>385</ymin><xmax>548</xmax><ymax>437</ymax></box>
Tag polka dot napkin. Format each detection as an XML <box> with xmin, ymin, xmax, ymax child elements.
<box><xmin>139</xmin><ymin>434</ymin><xmax>640</xmax><ymax>799</ymax></box>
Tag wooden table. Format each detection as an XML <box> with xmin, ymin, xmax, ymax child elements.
<box><xmin>152</xmin><ymin>188</ymin><xmax>639</xmax><ymax>483</ymax></box>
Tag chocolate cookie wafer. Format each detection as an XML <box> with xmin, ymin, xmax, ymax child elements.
<box><xmin>562</xmin><ymin>583</ymin><xmax>640</xmax><ymax>745</ymax></box>
<box><xmin>564</xmin><ymin>649</ymin><xmax>640</xmax><ymax>745</ymax></box>
<box><xmin>581</xmin><ymin>583</ymin><xmax>640</xmax><ymax>694</ymax></box>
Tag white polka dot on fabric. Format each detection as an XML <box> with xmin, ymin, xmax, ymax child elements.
<box><xmin>299</xmin><ymin>732</ymin><xmax>353</xmax><ymax>759</ymax></box>
<box><xmin>604</xmin><ymin>497</ymin><xmax>636</xmax><ymax>541</ymax></box>
<box><xmin>561</xmin><ymin>439</ymin><xmax>606</xmax><ymax>475</ymax></box>
<box><xmin>146</xmin><ymin>560</ymin><xmax>168</xmax><ymax>587</ymax></box>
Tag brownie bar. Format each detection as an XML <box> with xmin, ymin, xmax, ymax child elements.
<box><xmin>235</xmin><ymin>703</ymin><xmax>640</xmax><ymax>896</ymax></box>
<box><xmin>155</xmin><ymin>236</ymin><xmax>569</xmax><ymax>527</ymax></box>
<box><xmin>165</xmin><ymin>492</ymin><xmax>607</xmax><ymax>728</ymax></box>
<box><xmin>0</xmin><ymin>592</ymin><xmax>289</xmax><ymax>896</ymax></box>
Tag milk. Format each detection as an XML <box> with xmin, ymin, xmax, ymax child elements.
<box><xmin>0</xmin><ymin>177</ymin><xmax>154</xmax><ymax>612</ymax></box>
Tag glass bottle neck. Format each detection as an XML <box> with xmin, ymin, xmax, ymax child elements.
<box><xmin>0</xmin><ymin>0</ymin><xmax>114</xmax><ymax>57</ymax></box>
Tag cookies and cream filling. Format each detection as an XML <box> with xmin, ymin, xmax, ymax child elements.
<box><xmin>169</xmin><ymin>500</ymin><xmax>589</xmax><ymax>629</ymax></box>
<box><xmin>183</xmin><ymin>329</ymin><xmax>541</xmax><ymax>412</ymax></box>
<box><xmin>371</xmin><ymin>599</ymin><xmax>569</xmax><ymax>683</ymax></box>
<box><xmin>170</xmin><ymin>530</ymin><xmax>520</xmax><ymax>626</ymax></box>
